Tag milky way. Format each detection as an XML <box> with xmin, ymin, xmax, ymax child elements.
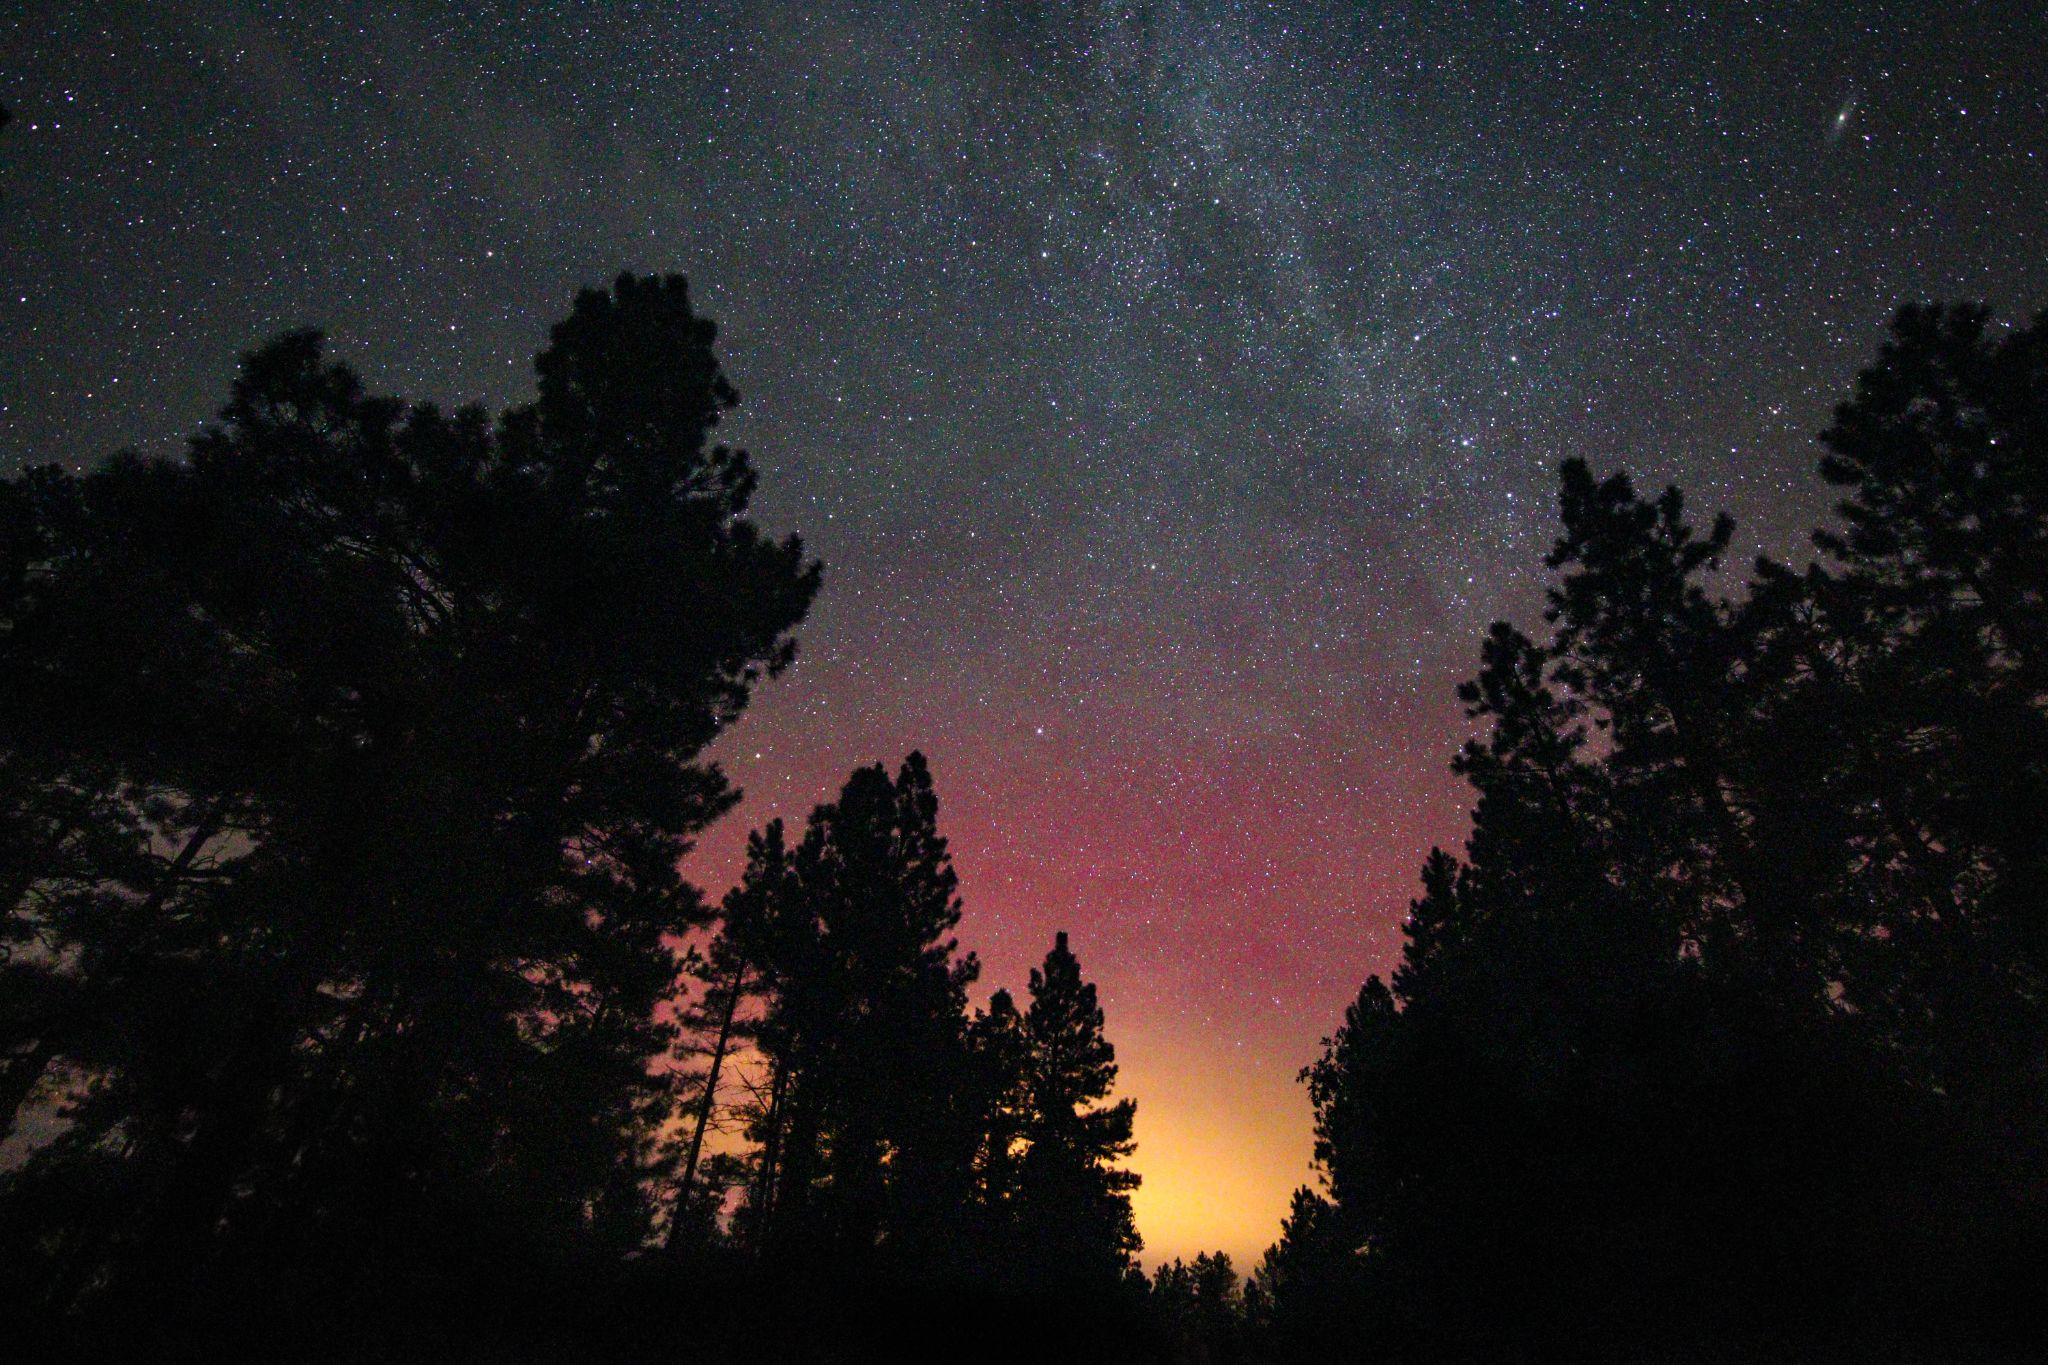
<box><xmin>4</xmin><ymin>0</ymin><xmax>2044</xmax><ymax>1264</ymax></box>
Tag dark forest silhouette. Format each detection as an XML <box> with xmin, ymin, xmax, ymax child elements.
<box><xmin>1251</xmin><ymin>303</ymin><xmax>2048</xmax><ymax>1364</ymax></box>
<box><xmin>3</xmin><ymin>281</ymin><xmax>2045</xmax><ymax>1362</ymax></box>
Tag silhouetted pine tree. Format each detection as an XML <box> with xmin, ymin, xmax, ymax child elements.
<box><xmin>742</xmin><ymin>754</ymin><xmax>980</xmax><ymax>1269</ymax></box>
<box><xmin>1247</xmin><ymin>1187</ymin><xmax>1350</xmax><ymax>1362</ymax></box>
<box><xmin>0</xmin><ymin>274</ymin><xmax>820</xmax><ymax>1335</ymax></box>
<box><xmin>1013</xmin><ymin>931</ymin><xmax>1140</xmax><ymax>1288</ymax></box>
<box><xmin>966</xmin><ymin>986</ymin><xmax>1032</xmax><ymax>1220</ymax></box>
<box><xmin>1262</xmin><ymin>303</ymin><xmax>2048</xmax><ymax>1364</ymax></box>
<box><xmin>666</xmin><ymin>819</ymin><xmax>790</xmax><ymax>1251</ymax></box>
<box><xmin>1152</xmin><ymin>1251</ymin><xmax>1246</xmax><ymax>1365</ymax></box>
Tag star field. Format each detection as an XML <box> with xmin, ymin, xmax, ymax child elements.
<box><xmin>4</xmin><ymin>0</ymin><xmax>2045</xmax><ymax>1265</ymax></box>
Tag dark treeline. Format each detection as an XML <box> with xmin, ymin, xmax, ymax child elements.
<box><xmin>0</xmin><ymin>276</ymin><xmax>1147</xmax><ymax>1361</ymax></box>
<box><xmin>1241</xmin><ymin>303</ymin><xmax>2048</xmax><ymax>1364</ymax></box>
<box><xmin>4</xmin><ymin>280</ymin><xmax>2046</xmax><ymax>1362</ymax></box>
<box><xmin>664</xmin><ymin>757</ymin><xmax>1142</xmax><ymax>1295</ymax></box>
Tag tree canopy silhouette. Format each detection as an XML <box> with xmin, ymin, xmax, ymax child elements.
<box><xmin>1262</xmin><ymin>302</ymin><xmax>2048</xmax><ymax>1363</ymax></box>
<box><xmin>1013</xmin><ymin>929</ymin><xmax>1142</xmax><ymax>1288</ymax></box>
<box><xmin>723</xmin><ymin>753</ymin><xmax>981</xmax><ymax>1270</ymax></box>
<box><xmin>0</xmin><ymin>274</ymin><xmax>820</xmax><ymax>1329</ymax></box>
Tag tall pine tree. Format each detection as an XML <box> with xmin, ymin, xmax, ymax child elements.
<box><xmin>1014</xmin><ymin>931</ymin><xmax>1140</xmax><ymax>1288</ymax></box>
<box><xmin>0</xmin><ymin>274</ymin><xmax>820</xmax><ymax>1325</ymax></box>
<box><xmin>1263</xmin><ymin>303</ymin><xmax>2048</xmax><ymax>1363</ymax></box>
<box><xmin>742</xmin><ymin>754</ymin><xmax>980</xmax><ymax>1268</ymax></box>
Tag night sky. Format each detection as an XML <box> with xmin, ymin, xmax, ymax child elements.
<box><xmin>4</xmin><ymin>1</ymin><xmax>2044</xmax><ymax>1266</ymax></box>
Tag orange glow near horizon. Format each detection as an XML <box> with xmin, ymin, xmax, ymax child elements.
<box><xmin>1116</xmin><ymin>1032</ymin><xmax>1314</xmax><ymax>1271</ymax></box>
<box><xmin>688</xmin><ymin>666</ymin><xmax>1472</xmax><ymax>1275</ymax></box>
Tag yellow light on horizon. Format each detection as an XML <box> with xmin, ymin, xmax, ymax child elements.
<box><xmin>1117</xmin><ymin>1031</ymin><xmax>1314</xmax><ymax>1273</ymax></box>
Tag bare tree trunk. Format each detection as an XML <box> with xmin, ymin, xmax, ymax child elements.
<box><xmin>745</xmin><ymin>1055</ymin><xmax>791</xmax><ymax>1250</ymax></box>
<box><xmin>665</xmin><ymin>955</ymin><xmax>748</xmax><ymax>1251</ymax></box>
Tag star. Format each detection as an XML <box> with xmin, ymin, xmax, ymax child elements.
<box><xmin>3</xmin><ymin>0</ymin><xmax>2041</xmax><ymax>1273</ymax></box>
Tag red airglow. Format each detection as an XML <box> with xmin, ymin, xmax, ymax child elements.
<box><xmin>685</xmin><ymin>675</ymin><xmax>1472</xmax><ymax>1269</ymax></box>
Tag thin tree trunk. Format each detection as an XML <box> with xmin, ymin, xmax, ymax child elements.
<box><xmin>665</xmin><ymin>955</ymin><xmax>748</xmax><ymax>1251</ymax></box>
<box><xmin>747</xmin><ymin>1056</ymin><xmax>790</xmax><ymax>1250</ymax></box>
